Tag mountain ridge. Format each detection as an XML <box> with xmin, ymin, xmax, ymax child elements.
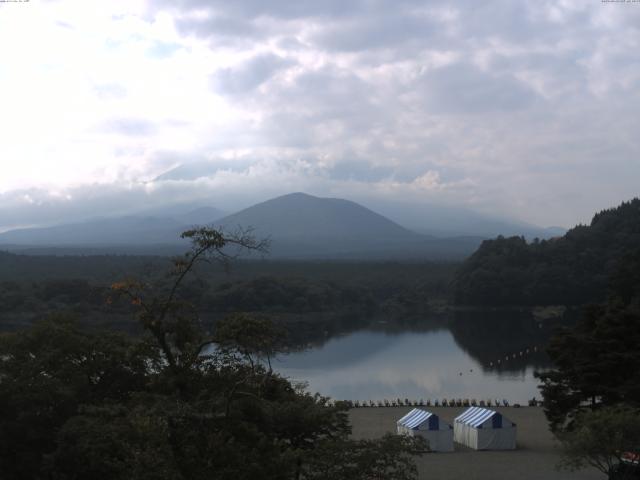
<box><xmin>216</xmin><ymin>192</ymin><xmax>420</xmax><ymax>240</ymax></box>
<box><xmin>0</xmin><ymin>192</ymin><xmax>482</xmax><ymax>259</ymax></box>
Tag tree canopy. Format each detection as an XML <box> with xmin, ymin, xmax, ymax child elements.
<box><xmin>0</xmin><ymin>227</ymin><xmax>425</xmax><ymax>480</ymax></box>
<box><xmin>453</xmin><ymin>198</ymin><xmax>640</xmax><ymax>306</ymax></box>
<box><xmin>557</xmin><ymin>405</ymin><xmax>640</xmax><ymax>477</ymax></box>
<box><xmin>536</xmin><ymin>248</ymin><xmax>640</xmax><ymax>432</ymax></box>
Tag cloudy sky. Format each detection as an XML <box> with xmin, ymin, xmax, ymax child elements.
<box><xmin>0</xmin><ymin>0</ymin><xmax>638</xmax><ymax>230</ymax></box>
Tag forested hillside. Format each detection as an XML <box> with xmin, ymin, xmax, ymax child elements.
<box><xmin>0</xmin><ymin>252</ymin><xmax>454</xmax><ymax>343</ymax></box>
<box><xmin>452</xmin><ymin>199</ymin><xmax>640</xmax><ymax>306</ymax></box>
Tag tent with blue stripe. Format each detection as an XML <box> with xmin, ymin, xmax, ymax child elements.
<box><xmin>396</xmin><ymin>408</ymin><xmax>453</xmax><ymax>452</ymax></box>
<box><xmin>453</xmin><ymin>406</ymin><xmax>516</xmax><ymax>450</ymax></box>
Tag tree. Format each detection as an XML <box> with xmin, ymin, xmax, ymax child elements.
<box><xmin>109</xmin><ymin>226</ymin><xmax>270</xmax><ymax>377</ymax></box>
<box><xmin>0</xmin><ymin>315</ymin><xmax>152</xmax><ymax>480</ymax></box>
<box><xmin>453</xmin><ymin>198</ymin><xmax>640</xmax><ymax>307</ymax></box>
<box><xmin>1</xmin><ymin>227</ymin><xmax>425</xmax><ymax>480</ymax></box>
<box><xmin>536</xmin><ymin>250</ymin><xmax>640</xmax><ymax>433</ymax></box>
<box><xmin>214</xmin><ymin>312</ymin><xmax>288</xmax><ymax>371</ymax></box>
<box><xmin>303</xmin><ymin>434</ymin><xmax>427</xmax><ymax>480</ymax></box>
<box><xmin>557</xmin><ymin>406</ymin><xmax>640</xmax><ymax>477</ymax></box>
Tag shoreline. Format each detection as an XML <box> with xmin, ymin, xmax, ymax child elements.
<box><xmin>349</xmin><ymin>406</ymin><xmax>601</xmax><ymax>480</ymax></box>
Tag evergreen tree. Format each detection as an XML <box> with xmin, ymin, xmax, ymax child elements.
<box><xmin>536</xmin><ymin>249</ymin><xmax>640</xmax><ymax>432</ymax></box>
<box><xmin>453</xmin><ymin>198</ymin><xmax>640</xmax><ymax>306</ymax></box>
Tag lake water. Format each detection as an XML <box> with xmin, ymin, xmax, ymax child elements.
<box><xmin>274</xmin><ymin>312</ymin><xmax>563</xmax><ymax>404</ymax></box>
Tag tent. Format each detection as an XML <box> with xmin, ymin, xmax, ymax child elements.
<box><xmin>396</xmin><ymin>408</ymin><xmax>454</xmax><ymax>452</ymax></box>
<box><xmin>453</xmin><ymin>406</ymin><xmax>516</xmax><ymax>450</ymax></box>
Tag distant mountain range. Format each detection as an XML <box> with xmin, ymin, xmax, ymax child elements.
<box><xmin>363</xmin><ymin>200</ymin><xmax>565</xmax><ymax>239</ymax></box>
<box><xmin>0</xmin><ymin>192</ymin><xmax>562</xmax><ymax>259</ymax></box>
<box><xmin>0</xmin><ymin>216</ymin><xmax>186</xmax><ymax>247</ymax></box>
<box><xmin>0</xmin><ymin>205</ymin><xmax>225</xmax><ymax>252</ymax></box>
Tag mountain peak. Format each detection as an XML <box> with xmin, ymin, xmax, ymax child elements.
<box><xmin>219</xmin><ymin>192</ymin><xmax>412</xmax><ymax>238</ymax></box>
<box><xmin>281</xmin><ymin>192</ymin><xmax>315</xmax><ymax>199</ymax></box>
<box><xmin>262</xmin><ymin>192</ymin><xmax>331</xmax><ymax>203</ymax></box>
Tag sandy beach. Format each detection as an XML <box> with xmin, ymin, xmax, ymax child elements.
<box><xmin>349</xmin><ymin>406</ymin><xmax>603</xmax><ymax>480</ymax></box>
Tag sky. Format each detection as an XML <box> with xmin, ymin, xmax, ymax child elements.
<box><xmin>0</xmin><ymin>0</ymin><xmax>639</xmax><ymax>230</ymax></box>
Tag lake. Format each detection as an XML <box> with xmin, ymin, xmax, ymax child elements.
<box><xmin>274</xmin><ymin>312</ymin><xmax>565</xmax><ymax>404</ymax></box>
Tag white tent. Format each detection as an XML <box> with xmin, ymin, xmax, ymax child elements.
<box><xmin>396</xmin><ymin>408</ymin><xmax>454</xmax><ymax>452</ymax></box>
<box><xmin>453</xmin><ymin>406</ymin><xmax>516</xmax><ymax>450</ymax></box>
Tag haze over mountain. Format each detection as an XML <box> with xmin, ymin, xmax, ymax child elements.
<box><xmin>133</xmin><ymin>205</ymin><xmax>226</xmax><ymax>225</ymax></box>
<box><xmin>217</xmin><ymin>193</ymin><xmax>414</xmax><ymax>241</ymax></box>
<box><xmin>0</xmin><ymin>191</ymin><xmax>573</xmax><ymax>259</ymax></box>
<box><xmin>0</xmin><ymin>192</ymin><xmax>485</xmax><ymax>259</ymax></box>
<box><xmin>0</xmin><ymin>205</ymin><xmax>226</xmax><ymax>253</ymax></box>
<box><xmin>0</xmin><ymin>216</ymin><xmax>186</xmax><ymax>247</ymax></box>
<box><xmin>213</xmin><ymin>192</ymin><xmax>484</xmax><ymax>259</ymax></box>
<box><xmin>155</xmin><ymin>162</ymin><xmax>565</xmax><ymax>240</ymax></box>
<box><xmin>364</xmin><ymin>200</ymin><xmax>565</xmax><ymax>240</ymax></box>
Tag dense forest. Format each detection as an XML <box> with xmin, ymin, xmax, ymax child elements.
<box><xmin>530</xmin><ymin>247</ymin><xmax>640</xmax><ymax>476</ymax></box>
<box><xmin>452</xmin><ymin>198</ymin><xmax>640</xmax><ymax>306</ymax></box>
<box><xmin>0</xmin><ymin>252</ymin><xmax>455</xmax><ymax>346</ymax></box>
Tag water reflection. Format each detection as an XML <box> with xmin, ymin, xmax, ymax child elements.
<box><xmin>275</xmin><ymin>312</ymin><xmax>568</xmax><ymax>403</ymax></box>
<box><xmin>449</xmin><ymin>310</ymin><xmax>560</xmax><ymax>373</ymax></box>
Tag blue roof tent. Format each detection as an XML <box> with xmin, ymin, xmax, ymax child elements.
<box><xmin>397</xmin><ymin>408</ymin><xmax>454</xmax><ymax>452</ymax></box>
<box><xmin>454</xmin><ymin>407</ymin><xmax>516</xmax><ymax>450</ymax></box>
<box><xmin>455</xmin><ymin>406</ymin><xmax>503</xmax><ymax>428</ymax></box>
<box><xmin>397</xmin><ymin>408</ymin><xmax>440</xmax><ymax>430</ymax></box>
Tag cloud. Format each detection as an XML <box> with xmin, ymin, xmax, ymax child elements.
<box><xmin>174</xmin><ymin>13</ymin><xmax>263</xmax><ymax>43</ymax></box>
<box><xmin>419</xmin><ymin>63</ymin><xmax>538</xmax><ymax>114</ymax></box>
<box><xmin>146</xmin><ymin>41</ymin><xmax>183</xmax><ymax>59</ymax></box>
<box><xmin>156</xmin><ymin>0</ymin><xmax>372</xmax><ymax>21</ymax></box>
<box><xmin>311</xmin><ymin>10</ymin><xmax>438</xmax><ymax>52</ymax></box>
<box><xmin>1</xmin><ymin>0</ymin><xmax>639</xmax><ymax>229</ymax></box>
<box><xmin>327</xmin><ymin>159</ymin><xmax>395</xmax><ymax>182</ymax></box>
<box><xmin>154</xmin><ymin>158</ymin><xmax>258</xmax><ymax>181</ymax></box>
<box><xmin>211</xmin><ymin>53</ymin><xmax>295</xmax><ymax>95</ymax></box>
<box><xmin>92</xmin><ymin>83</ymin><xmax>128</xmax><ymax>99</ymax></box>
<box><xmin>102</xmin><ymin>118</ymin><xmax>158</xmax><ymax>136</ymax></box>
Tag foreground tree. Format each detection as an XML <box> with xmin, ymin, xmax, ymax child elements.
<box><xmin>0</xmin><ymin>227</ymin><xmax>425</xmax><ymax>480</ymax></box>
<box><xmin>557</xmin><ymin>406</ymin><xmax>640</xmax><ymax>477</ymax></box>
<box><xmin>537</xmin><ymin>303</ymin><xmax>640</xmax><ymax>431</ymax></box>
<box><xmin>536</xmin><ymin>250</ymin><xmax>640</xmax><ymax>478</ymax></box>
<box><xmin>303</xmin><ymin>434</ymin><xmax>426</xmax><ymax>480</ymax></box>
<box><xmin>0</xmin><ymin>316</ymin><xmax>152</xmax><ymax>480</ymax></box>
<box><xmin>536</xmin><ymin>250</ymin><xmax>640</xmax><ymax>432</ymax></box>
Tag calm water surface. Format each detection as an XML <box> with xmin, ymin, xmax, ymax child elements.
<box><xmin>275</xmin><ymin>313</ymin><xmax>561</xmax><ymax>404</ymax></box>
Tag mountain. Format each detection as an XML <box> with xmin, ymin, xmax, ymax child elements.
<box><xmin>180</xmin><ymin>207</ymin><xmax>226</xmax><ymax>226</ymax></box>
<box><xmin>367</xmin><ymin>201</ymin><xmax>566</xmax><ymax>239</ymax></box>
<box><xmin>452</xmin><ymin>198</ymin><xmax>640</xmax><ymax>306</ymax></box>
<box><xmin>218</xmin><ymin>192</ymin><xmax>414</xmax><ymax>241</ymax></box>
<box><xmin>215</xmin><ymin>192</ymin><xmax>482</xmax><ymax>259</ymax></box>
<box><xmin>0</xmin><ymin>203</ymin><xmax>225</xmax><ymax>253</ymax></box>
<box><xmin>0</xmin><ymin>193</ymin><xmax>483</xmax><ymax>259</ymax></box>
<box><xmin>155</xmin><ymin>161</ymin><xmax>565</xmax><ymax>239</ymax></box>
<box><xmin>0</xmin><ymin>216</ymin><xmax>188</xmax><ymax>247</ymax></box>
